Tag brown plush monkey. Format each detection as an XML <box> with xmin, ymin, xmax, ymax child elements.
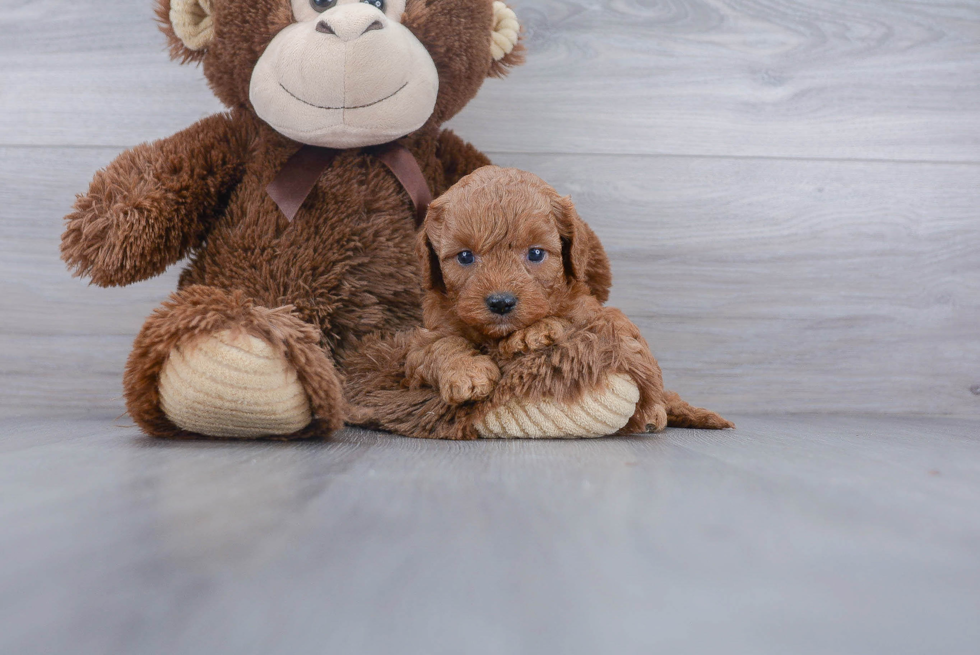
<box><xmin>344</xmin><ymin>167</ymin><xmax>734</xmax><ymax>440</ymax></box>
<box><xmin>62</xmin><ymin>0</ymin><xmax>529</xmax><ymax>438</ymax></box>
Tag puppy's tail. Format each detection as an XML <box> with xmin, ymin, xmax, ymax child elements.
<box><xmin>664</xmin><ymin>391</ymin><xmax>734</xmax><ymax>430</ymax></box>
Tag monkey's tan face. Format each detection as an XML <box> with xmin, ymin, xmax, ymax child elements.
<box><xmin>250</xmin><ymin>0</ymin><xmax>439</xmax><ymax>148</ymax></box>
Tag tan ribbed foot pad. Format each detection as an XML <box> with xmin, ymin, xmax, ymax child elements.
<box><xmin>159</xmin><ymin>329</ymin><xmax>313</xmax><ymax>438</ymax></box>
<box><xmin>475</xmin><ymin>373</ymin><xmax>640</xmax><ymax>439</ymax></box>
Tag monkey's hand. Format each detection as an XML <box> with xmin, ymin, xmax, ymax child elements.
<box><xmin>61</xmin><ymin>113</ymin><xmax>247</xmax><ymax>287</ymax></box>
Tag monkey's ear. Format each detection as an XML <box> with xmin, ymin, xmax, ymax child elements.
<box><xmin>157</xmin><ymin>0</ymin><xmax>214</xmax><ymax>63</ymax></box>
<box><xmin>553</xmin><ymin>195</ymin><xmax>613</xmax><ymax>304</ymax></box>
<box><xmin>416</xmin><ymin>205</ymin><xmax>448</xmax><ymax>295</ymax></box>
<box><xmin>488</xmin><ymin>1</ymin><xmax>525</xmax><ymax>78</ymax></box>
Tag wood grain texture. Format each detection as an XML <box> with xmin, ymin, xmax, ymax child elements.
<box><xmin>1</xmin><ymin>414</ymin><xmax>979</xmax><ymax>654</ymax></box>
<box><xmin>2</xmin><ymin>0</ymin><xmax>979</xmax><ymax>161</ymax></box>
<box><xmin>3</xmin><ymin>146</ymin><xmax>977</xmax><ymax>416</ymax></box>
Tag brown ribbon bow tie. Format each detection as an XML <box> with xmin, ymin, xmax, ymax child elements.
<box><xmin>266</xmin><ymin>142</ymin><xmax>433</xmax><ymax>227</ymax></box>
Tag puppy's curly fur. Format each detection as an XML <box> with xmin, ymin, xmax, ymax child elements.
<box><xmin>345</xmin><ymin>167</ymin><xmax>733</xmax><ymax>439</ymax></box>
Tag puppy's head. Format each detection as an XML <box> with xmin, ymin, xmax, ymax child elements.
<box><xmin>419</xmin><ymin>166</ymin><xmax>611</xmax><ymax>339</ymax></box>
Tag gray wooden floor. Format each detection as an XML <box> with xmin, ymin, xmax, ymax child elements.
<box><xmin>2</xmin><ymin>0</ymin><xmax>980</xmax><ymax>652</ymax></box>
<box><xmin>1</xmin><ymin>413</ymin><xmax>978</xmax><ymax>655</ymax></box>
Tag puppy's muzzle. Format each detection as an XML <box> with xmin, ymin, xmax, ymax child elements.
<box><xmin>486</xmin><ymin>293</ymin><xmax>518</xmax><ymax>316</ymax></box>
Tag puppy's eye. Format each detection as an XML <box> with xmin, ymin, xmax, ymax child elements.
<box><xmin>527</xmin><ymin>248</ymin><xmax>547</xmax><ymax>263</ymax></box>
<box><xmin>361</xmin><ymin>0</ymin><xmax>386</xmax><ymax>9</ymax></box>
<box><xmin>456</xmin><ymin>250</ymin><xmax>475</xmax><ymax>266</ymax></box>
<box><xmin>310</xmin><ymin>0</ymin><xmax>337</xmax><ymax>12</ymax></box>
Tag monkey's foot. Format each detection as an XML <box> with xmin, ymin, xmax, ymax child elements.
<box><xmin>475</xmin><ymin>373</ymin><xmax>640</xmax><ymax>439</ymax></box>
<box><xmin>158</xmin><ymin>329</ymin><xmax>313</xmax><ymax>438</ymax></box>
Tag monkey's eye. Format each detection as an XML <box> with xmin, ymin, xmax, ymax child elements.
<box><xmin>456</xmin><ymin>251</ymin><xmax>475</xmax><ymax>266</ymax></box>
<box><xmin>310</xmin><ymin>0</ymin><xmax>337</xmax><ymax>12</ymax></box>
<box><xmin>527</xmin><ymin>248</ymin><xmax>547</xmax><ymax>263</ymax></box>
<box><xmin>361</xmin><ymin>0</ymin><xmax>386</xmax><ymax>10</ymax></box>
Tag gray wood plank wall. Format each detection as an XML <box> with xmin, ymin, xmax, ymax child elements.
<box><xmin>1</xmin><ymin>0</ymin><xmax>978</xmax><ymax>418</ymax></box>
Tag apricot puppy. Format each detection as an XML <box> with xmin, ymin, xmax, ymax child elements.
<box><xmin>394</xmin><ymin>166</ymin><xmax>733</xmax><ymax>435</ymax></box>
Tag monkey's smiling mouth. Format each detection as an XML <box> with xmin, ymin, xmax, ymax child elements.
<box><xmin>280</xmin><ymin>81</ymin><xmax>409</xmax><ymax>111</ymax></box>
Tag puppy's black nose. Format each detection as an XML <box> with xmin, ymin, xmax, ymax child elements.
<box><xmin>486</xmin><ymin>293</ymin><xmax>518</xmax><ymax>316</ymax></box>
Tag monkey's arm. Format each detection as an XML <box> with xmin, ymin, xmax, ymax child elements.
<box><xmin>405</xmin><ymin>332</ymin><xmax>501</xmax><ymax>405</ymax></box>
<box><xmin>61</xmin><ymin>112</ymin><xmax>250</xmax><ymax>287</ymax></box>
<box><xmin>435</xmin><ymin>129</ymin><xmax>492</xmax><ymax>191</ymax></box>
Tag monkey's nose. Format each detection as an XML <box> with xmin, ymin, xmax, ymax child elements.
<box><xmin>316</xmin><ymin>17</ymin><xmax>385</xmax><ymax>41</ymax></box>
<box><xmin>486</xmin><ymin>293</ymin><xmax>518</xmax><ymax>316</ymax></box>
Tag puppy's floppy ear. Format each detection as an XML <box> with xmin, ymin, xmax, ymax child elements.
<box><xmin>417</xmin><ymin>203</ymin><xmax>447</xmax><ymax>295</ymax></box>
<box><xmin>552</xmin><ymin>195</ymin><xmax>613</xmax><ymax>304</ymax></box>
<box><xmin>157</xmin><ymin>0</ymin><xmax>213</xmax><ymax>64</ymax></box>
<box><xmin>488</xmin><ymin>1</ymin><xmax>526</xmax><ymax>78</ymax></box>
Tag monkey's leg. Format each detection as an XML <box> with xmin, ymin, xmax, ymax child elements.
<box><xmin>124</xmin><ymin>285</ymin><xmax>345</xmax><ymax>439</ymax></box>
<box><xmin>475</xmin><ymin>322</ymin><xmax>642</xmax><ymax>439</ymax></box>
<box><xmin>474</xmin><ymin>372</ymin><xmax>640</xmax><ymax>439</ymax></box>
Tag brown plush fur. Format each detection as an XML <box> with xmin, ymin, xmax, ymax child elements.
<box><xmin>345</xmin><ymin>167</ymin><xmax>734</xmax><ymax>439</ymax></box>
<box><xmin>125</xmin><ymin>285</ymin><xmax>345</xmax><ymax>438</ymax></box>
<box><xmin>62</xmin><ymin>0</ymin><xmax>521</xmax><ymax>438</ymax></box>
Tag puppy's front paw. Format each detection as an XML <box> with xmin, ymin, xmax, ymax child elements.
<box><xmin>500</xmin><ymin>317</ymin><xmax>570</xmax><ymax>356</ymax></box>
<box><xmin>440</xmin><ymin>357</ymin><xmax>501</xmax><ymax>405</ymax></box>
